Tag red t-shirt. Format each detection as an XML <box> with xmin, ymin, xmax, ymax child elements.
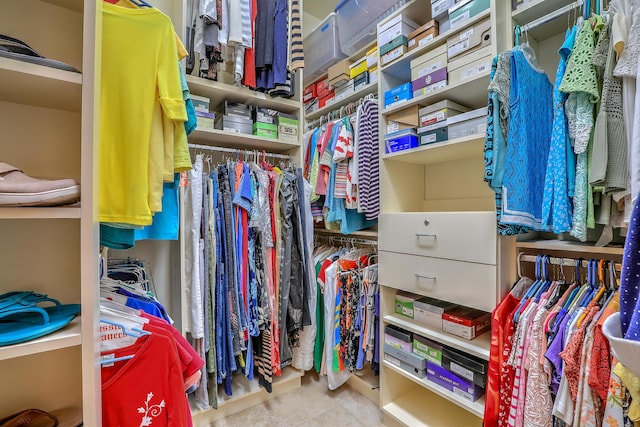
<box><xmin>101</xmin><ymin>333</ymin><xmax>188</xmax><ymax>427</ymax></box>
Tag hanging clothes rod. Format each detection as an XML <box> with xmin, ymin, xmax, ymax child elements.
<box><xmin>316</xmin><ymin>234</ymin><xmax>378</xmax><ymax>246</ymax></box>
<box><xmin>520</xmin><ymin>0</ymin><xmax>584</xmax><ymax>33</ymax></box>
<box><xmin>188</xmin><ymin>143</ymin><xmax>291</xmax><ymax>160</ymax></box>
<box><xmin>518</xmin><ymin>253</ymin><xmax>620</xmax><ymax>269</ymax></box>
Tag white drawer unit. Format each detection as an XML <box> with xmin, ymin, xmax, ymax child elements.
<box><xmin>378</xmin><ymin>212</ymin><xmax>497</xmax><ymax>265</ymax></box>
<box><xmin>379</xmin><ymin>251</ymin><xmax>497</xmax><ymax>312</ymax></box>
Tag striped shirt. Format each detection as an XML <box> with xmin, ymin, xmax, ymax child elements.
<box><xmin>289</xmin><ymin>0</ymin><xmax>304</xmax><ymax>71</ymax></box>
<box><xmin>356</xmin><ymin>100</ymin><xmax>380</xmax><ymax>220</ymax></box>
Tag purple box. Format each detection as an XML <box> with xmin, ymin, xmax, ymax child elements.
<box><xmin>385</xmin><ymin>333</ymin><xmax>413</xmax><ymax>353</ymax></box>
<box><xmin>426</xmin><ymin>362</ymin><xmax>485</xmax><ymax>402</ymax></box>
<box><xmin>412</xmin><ymin>67</ymin><xmax>447</xmax><ymax>92</ymax></box>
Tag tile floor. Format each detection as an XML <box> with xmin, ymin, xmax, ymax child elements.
<box><xmin>212</xmin><ymin>372</ymin><xmax>385</xmax><ymax>426</ymax></box>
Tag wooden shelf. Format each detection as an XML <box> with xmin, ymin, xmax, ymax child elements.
<box><xmin>191</xmin><ymin>367</ymin><xmax>303</xmax><ymax>425</ymax></box>
<box><xmin>516</xmin><ymin>239</ymin><xmax>624</xmax><ymax>256</ymax></box>
<box><xmin>0</xmin><ymin>56</ymin><xmax>82</xmax><ymax>112</ymax></box>
<box><xmin>186</xmin><ymin>75</ymin><xmax>300</xmax><ymax>115</ymax></box>
<box><xmin>383</xmin><ymin>313</ymin><xmax>490</xmax><ymax>361</ymax></box>
<box><xmin>381</xmin><ymin>10</ymin><xmax>492</xmax><ymax>81</ymax></box>
<box><xmin>0</xmin><ymin>317</ymin><xmax>81</xmax><ymax>362</ymax></box>
<box><xmin>314</xmin><ymin>227</ymin><xmax>378</xmax><ymax>239</ymax></box>
<box><xmin>383</xmin><ymin>360</ymin><xmax>484</xmax><ymax>417</ymax></box>
<box><xmin>0</xmin><ymin>206</ymin><xmax>81</xmax><ymax>219</ymax></box>
<box><xmin>382</xmin><ymin>72</ymin><xmax>491</xmax><ymax>116</ymax></box>
<box><xmin>347</xmin><ymin>366</ymin><xmax>380</xmax><ymax>405</ymax></box>
<box><xmin>382</xmin><ymin>134</ymin><xmax>485</xmax><ymax>165</ymax></box>
<box><xmin>511</xmin><ymin>0</ymin><xmax>577</xmax><ymax>41</ymax></box>
<box><xmin>305</xmin><ymin>82</ymin><xmax>378</xmax><ymax>122</ymax></box>
<box><xmin>188</xmin><ymin>128</ymin><xmax>299</xmax><ymax>153</ymax></box>
<box><xmin>382</xmin><ymin>389</ymin><xmax>483</xmax><ymax>427</ymax></box>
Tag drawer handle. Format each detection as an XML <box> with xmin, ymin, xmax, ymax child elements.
<box><xmin>415</xmin><ymin>233</ymin><xmax>437</xmax><ymax>238</ymax></box>
<box><xmin>415</xmin><ymin>274</ymin><xmax>436</xmax><ymax>280</ymax></box>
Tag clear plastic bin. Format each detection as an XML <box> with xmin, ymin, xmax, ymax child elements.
<box><xmin>335</xmin><ymin>0</ymin><xmax>409</xmax><ymax>56</ymax></box>
<box><xmin>303</xmin><ymin>13</ymin><xmax>346</xmax><ymax>84</ymax></box>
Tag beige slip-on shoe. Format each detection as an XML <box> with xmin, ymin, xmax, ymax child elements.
<box><xmin>0</xmin><ymin>163</ymin><xmax>80</xmax><ymax>207</ymax></box>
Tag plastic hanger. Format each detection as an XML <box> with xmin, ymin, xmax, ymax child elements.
<box><xmin>513</xmin><ymin>25</ymin><xmax>544</xmax><ymax>73</ymax></box>
<box><xmin>513</xmin><ymin>255</ymin><xmax>542</xmax><ymax>323</ymax></box>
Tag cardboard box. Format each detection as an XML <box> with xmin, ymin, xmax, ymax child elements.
<box><xmin>353</xmin><ymin>71</ymin><xmax>370</xmax><ymax>91</ymax></box>
<box><xmin>218</xmin><ymin>100</ymin><xmax>251</xmax><ymax>119</ymax></box>
<box><xmin>370</xmin><ymin>66</ymin><xmax>379</xmax><ymax>84</ymax></box>
<box><xmin>380</xmin><ymin>35</ymin><xmax>408</xmax><ymax>56</ymax></box>
<box><xmin>385</xmin><ymin>129</ymin><xmax>419</xmax><ymax>154</ymax></box>
<box><xmin>381</xmin><ymin>45</ymin><xmax>408</xmax><ymax>66</ymax></box>
<box><xmin>413</xmin><ymin>296</ymin><xmax>459</xmax><ymax>327</ymax></box>
<box><xmin>413</xmin><ymin>335</ymin><xmax>443</xmax><ymax>365</ymax></box>
<box><xmin>278</xmin><ymin>113</ymin><xmax>299</xmax><ymax>143</ymax></box>
<box><xmin>252</xmin><ymin>107</ymin><xmax>278</xmax><ymax>125</ymax></box>
<box><xmin>441</xmin><ymin>346</ymin><xmax>488</xmax><ymax>388</ymax></box>
<box><xmin>410</xmin><ymin>44</ymin><xmax>448</xmax><ymax>80</ymax></box>
<box><xmin>328</xmin><ymin>59</ymin><xmax>353</xmax><ymax>86</ymax></box>
<box><xmin>195</xmin><ymin>111</ymin><xmax>214</xmax><ymax>128</ymax></box>
<box><xmin>385</xmin><ymin>343</ymin><xmax>428</xmax><ymax>371</ymax></box>
<box><xmin>318</xmin><ymin>91</ymin><xmax>335</xmax><ymax>109</ymax></box>
<box><xmin>447</xmin><ymin>17</ymin><xmax>491</xmax><ymax>60</ymax></box>
<box><xmin>450</xmin><ymin>0</ymin><xmax>491</xmax><ymax>29</ymax></box>
<box><xmin>335</xmin><ymin>81</ymin><xmax>355</xmax><ymax>101</ymax></box>
<box><xmin>384</xmin><ymin>325</ymin><xmax>413</xmax><ymax>353</ymax></box>
<box><xmin>441</xmin><ymin>306</ymin><xmax>491</xmax><ymax>340</ymax></box>
<box><xmin>447</xmin><ymin>106</ymin><xmax>487</xmax><ymax>139</ymax></box>
<box><xmin>386</xmin><ymin>120</ymin><xmax>414</xmax><ymax>134</ymax></box>
<box><xmin>316</xmin><ymin>78</ymin><xmax>331</xmax><ymax>98</ymax></box>
<box><xmin>449</xmin><ymin>54</ymin><xmax>492</xmax><ymax>85</ymax></box>
<box><xmin>215</xmin><ymin>114</ymin><xmax>252</xmax><ymax>134</ymax></box>
<box><xmin>378</xmin><ymin>14</ymin><xmax>419</xmax><ymax>46</ymax></box>
<box><xmin>384</xmin><ymin>352</ymin><xmax>427</xmax><ymax>379</ymax></box>
<box><xmin>432</xmin><ymin>0</ymin><xmax>455</xmax><ymax>19</ymax></box>
<box><xmin>191</xmin><ymin>94</ymin><xmax>211</xmax><ymax>113</ymax></box>
<box><xmin>349</xmin><ymin>57</ymin><xmax>368</xmax><ymax>79</ymax></box>
<box><xmin>253</xmin><ymin>122</ymin><xmax>278</xmax><ymax>139</ymax></box>
<box><xmin>418</xmin><ymin>121</ymin><xmax>448</xmax><ymax>145</ymax></box>
<box><xmin>438</xmin><ymin>13</ymin><xmax>451</xmax><ymax>33</ymax></box>
<box><xmin>303</xmin><ymin>83</ymin><xmax>317</xmax><ymax>103</ymax></box>
<box><xmin>366</xmin><ymin>46</ymin><xmax>378</xmax><ymax>69</ymax></box>
<box><xmin>412</xmin><ymin>67</ymin><xmax>447</xmax><ymax>92</ymax></box>
<box><xmin>386</xmin><ymin>105</ymin><xmax>420</xmax><ymax>126</ymax></box>
<box><xmin>419</xmin><ymin>99</ymin><xmax>470</xmax><ymax>126</ymax></box>
<box><xmin>427</xmin><ymin>362</ymin><xmax>485</xmax><ymax>402</ymax></box>
<box><xmin>413</xmin><ymin>80</ymin><xmax>447</xmax><ymax>97</ymax></box>
<box><xmin>384</xmin><ymin>82</ymin><xmax>413</xmax><ymax>108</ymax></box>
<box><xmin>408</xmin><ymin>20</ymin><xmax>439</xmax><ymax>52</ymax></box>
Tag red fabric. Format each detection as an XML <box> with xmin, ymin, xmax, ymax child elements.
<box><xmin>498</xmin><ymin>305</ymin><xmax>519</xmax><ymax>426</ymax></box>
<box><xmin>560</xmin><ymin>304</ymin><xmax>599</xmax><ymax>400</ymax></box>
<box><xmin>588</xmin><ymin>302</ymin><xmax>617</xmax><ymax>405</ymax></box>
<box><xmin>140</xmin><ymin>313</ymin><xmax>204</xmax><ymax>380</ymax></box>
<box><xmin>241</xmin><ymin>0</ymin><xmax>257</xmax><ymax>88</ymax></box>
<box><xmin>101</xmin><ymin>333</ymin><xmax>188</xmax><ymax>427</ymax></box>
<box><xmin>484</xmin><ymin>293</ymin><xmax>520</xmax><ymax>427</ymax></box>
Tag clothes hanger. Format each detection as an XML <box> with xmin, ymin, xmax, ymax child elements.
<box><xmin>513</xmin><ymin>255</ymin><xmax>542</xmax><ymax>323</ymax></box>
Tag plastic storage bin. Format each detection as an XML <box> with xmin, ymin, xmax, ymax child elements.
<box><xmin>335</xmin><ymin>0</ymin><xmax>409</xmax><ymax>56</ymax></box>
<box><xmin>303</xmin><ymin>13</ymin><xmax>346</xmax><ymax>84</ymax></box>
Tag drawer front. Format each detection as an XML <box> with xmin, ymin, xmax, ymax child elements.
<box><xmin>379</xmin><ymin>251</ymin><xmax>497</xmax><ymax>312</ymax></box>
<box><xmin>379</xmin><ymin>212</ymin><xmax>496</xmax><ymax>264</ymax></box>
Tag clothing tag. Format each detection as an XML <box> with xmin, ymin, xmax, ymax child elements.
<box><xmin>101</xmin><ymin>354</ymin><xmax>115</xmax><ymax>368</ymax></box>
<box><xmin>450</xmin><ymin>361</ymin><xmax>474</xmax><ymax>381</ymax></box>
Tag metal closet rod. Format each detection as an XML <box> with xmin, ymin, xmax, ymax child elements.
<box><xmin>521</xmin><ymin>0</ymin><xmax>584</xmax><ymax>33</ymax></box>
<box><xmin>316</xmin><ymin>234</ymin><xmax>378</xmax><ymax>246</ymax></box>
<box><xmin>188</xmin><ymin>143</ymin><xmax>291</xmax><ymax>160</ymax></box>
<box><xmin>518</xmin><ymin>253</ymin><xmax>620</xmax><ymax>269</ymax></box>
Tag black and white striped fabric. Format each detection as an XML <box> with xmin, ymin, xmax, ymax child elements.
<box><xmin>357</xmin><ymin>99</ymin><xmax>380</xmax><ymax>220</ymax></box>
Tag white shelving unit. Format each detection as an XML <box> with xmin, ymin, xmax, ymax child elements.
<box><xmin>0</xmin><ymin>1</ymin><xmax>99</xmax><ymax>425</ymax></box>
<box><xmin>375</xmin><ymin>0</ymin><xmax>515</xmax><ymax>425</ymax></box>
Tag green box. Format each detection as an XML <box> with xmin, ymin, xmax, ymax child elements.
<box><xmin>252</xmin><ymin>122</ymin><xmax>278</xmax><ymax>139</ymax></box>
<box><xmin>413</xmin><ymin>336</ymin><xmax>443</xmax><ymax>365</ymax></box>
<box><xmin>380</xmin><ymin>35</ymin><xmax>408</xmax><ymax>56</ymax></box>
<box><xmin>395</xmin><ymin>291</ymin><xmax>419</xmax><ymax>318</ymax></box>
<box><xmin>449</xmin><ymin>0</ymin><xmax>490</xmax><ymax>29</ymax></box>
<box><xmin>278</xmin><ymin>113</ymin><xmax>299</xmax><ymax>143</ymax></box>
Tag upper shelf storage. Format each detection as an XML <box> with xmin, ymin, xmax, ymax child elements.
<box><xmin>0</xmin><ymin>57</ymin><xmax>82</xmax><ymax>112</ymax></box>
<box><xmin>186</xmin><ymin>75</ymin><xmax>300</xmax><ymax>115</ymax></box>
<box><xmin>189</xmin><ymin>128</ymin><xmax>299</xmax><ymax>153</ymax></box>
<box><xmin>381</xmin><ymin>9</ymin><xmax>491</xmax><ymax>81</ymax></box>
<box><xmin>512</xmin><ymin>0</ymin><xmax>579</xmax><ymax>40</ymax></box>
<box><xmin>305</xmin><ymin>82</ymin><xmax>378</xmax><ymax>122</ymax></box>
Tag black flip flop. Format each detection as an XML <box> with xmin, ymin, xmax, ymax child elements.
<box><xmin>0</xmin><ymin>34</ymin><xmax>80</xmax><ymax>73</ymax></box>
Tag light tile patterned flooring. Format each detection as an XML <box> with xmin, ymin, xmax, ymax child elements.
<box><xmin>212</xmin><ymin>372</ymin><xmax>385</xmax><ymax>426</ymax></box>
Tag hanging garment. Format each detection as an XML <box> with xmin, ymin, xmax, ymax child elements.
<box><xmin>501</xmin><ymin>49</ymin><xmax>553</xmax><ymax>230</ymax></box>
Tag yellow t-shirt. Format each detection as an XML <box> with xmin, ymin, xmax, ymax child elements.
<box><xmin>100</xmin><ymin>3</ymin><xmax>187</xmax><ymax>226</ymax></box>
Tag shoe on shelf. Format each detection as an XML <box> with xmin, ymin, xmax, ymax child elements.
<box><xmin>0</xmin><ymin>163</ymin><xmax>80</xmax><ymax>207</ymax></box>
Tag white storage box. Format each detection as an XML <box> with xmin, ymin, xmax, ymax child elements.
<box><xmin>446</xmin><ymin>107</ymin><xmax>487</xmax><ymax>139</ymax></box>
<box><xmin>304</xmin><ymin>13</ymin><xmax>346</xmax><ymax>84</ymax></box>
<box><xmin>378</xmin><ymin>14</ymin><xmax>419</xmax><ymax>46</ymax></box>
